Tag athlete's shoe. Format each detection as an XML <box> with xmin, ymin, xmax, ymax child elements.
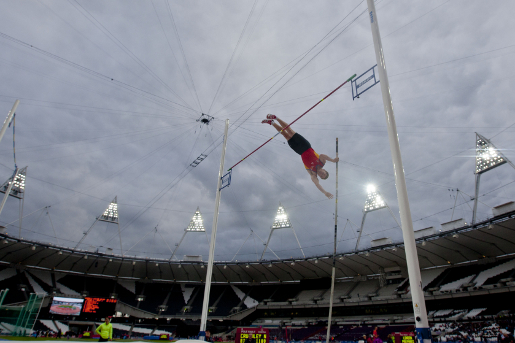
<box><xmin>261</xmin><ymin>119</ymin><xmax>274</xmax><ymax>125</ymax></box>
<box><xmin>266</xmin><ymin>114</ymin><xmax>277</xmax><ymax>119</ymax></box>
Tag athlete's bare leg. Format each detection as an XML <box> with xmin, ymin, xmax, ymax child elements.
<box><xmin>272</xmin><ymin>122</ymin><xmax>293</xmax><ymax>140</ymax></box>
<box><xmin>273</xmin><ymin>116</ymin><xmax>296</xmax><ymax>138</ymax></box>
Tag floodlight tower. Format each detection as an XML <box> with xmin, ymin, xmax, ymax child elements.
<box><xmin>0</xmin><ymin>166</ymin><xmax>27</xmax><ymax>237</ymax></box>
<box><xmin>170</xmin><ymin>207</ymin><xmax>206</xmax><ymax>260</ymax></box>
<box><xmin>260</xmin><ymin>203</ymin><xmax>304</xmax><ymax>260</ymax></box>
<box><xmin>75</xmin><ymin>197</ymin><xmax>123</xmax><ymax>255</ymax></box>
<box><xmin>366</xmin><ymin>0</ymin><xmax>430</xmax><ymax>340</ymax></box>
<box><xmin>472</xmin><ymin>133</ymin><xmax>515</xmax><ymax>224</ymax></box>
<box><xmin>355</xmin><ymin>184</ymin><xmax>400</xmax><ymax>251</ymax></box>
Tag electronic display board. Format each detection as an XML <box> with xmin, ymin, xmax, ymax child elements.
<box><xmin>49</xmin><ymin>296</ymin><xmax>84</xmax><ymax>316</ymax></box>
<box><xmin>82</xmin><ymin>297</ymin><xmax>117</xmax><ymax>316</ymax></box>
<box><xmin>236</xmin><ymin>327</ymin><xmax>269</xmax><ymax>343</ymax></box>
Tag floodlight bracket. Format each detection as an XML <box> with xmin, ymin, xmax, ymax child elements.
<box><xmin>351</xmin><ymin>64</ymin><xmax>380</xmax><ymax>100</ymax></box>
<box><xmin>190</xmin><ymin>154</ymin><xmax>207</xmax><ymax>167</ymax></box>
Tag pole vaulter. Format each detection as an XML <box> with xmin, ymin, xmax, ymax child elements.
<box><xmin>228</xmin><ymin>74</ymin><xmax>355</xmax><ymax>172</ymax></box>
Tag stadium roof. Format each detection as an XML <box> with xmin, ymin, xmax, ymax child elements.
<box><xmin>1</xmin><ymin>209</ymin><xmax>514</xmax><ymax>284</ymax></box>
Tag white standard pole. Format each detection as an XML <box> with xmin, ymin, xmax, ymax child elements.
<box><xmin>366</xmin><ymin>1</ymin><xmax>430</xmax><ymax>342</ymax></box>
<box><xmin>199</xmin><ymin>119</ymin><xmax>229</xmax><ymax>338</ymax></box>
<box><xmin>326</xmin><ymin>138</ymin><xmax>338</xmax><ymax>343</ymax></box>
<box><xmin>0</xmin><ymin>100</ymin><xmax>19</xmax><ymax>144</ymax></box>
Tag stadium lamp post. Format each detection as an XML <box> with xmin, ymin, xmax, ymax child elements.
<box><xmin>0</xmin><ymin>100</ymin><xmax>19</xmax><ymax>144</ymax></box>
<box><xmin>366</xmin><ymin>1</ymin><xmax>430</xmax><ymax>342</ymax></box>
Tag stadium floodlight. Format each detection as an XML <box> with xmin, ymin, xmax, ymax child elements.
<box><xmin>170</xmin><ymin>207</ymin><xmax>208</xmax><ymax>261</ymax></box>
<box><xmin>475</xmin><ymin>134</ymin><xmax>506</xmax><ymax>174</ymax></box>
<box><xmin>364</xmin><ymin>184</ymin><xmax>386</xmax><ymax>213</ymax></box>
<box><xmin>0</xmin><ymin>166</ymin><xmax>28</xmax><ymax>238</ymax></box>
<box><xmin>76</xmin><ymin>196</ymin><xmax>123</xmax><ymax>256</ymax></box>
<box><xmin>99</xmin><ymin>197</ymin><xmax>119</xmax><ymax>224</ymax></box>
<box><xmin>272</xmin><ymin>204</ymin><xmax>292</xmax><ymax>229</ymax></box>
<box><xmin>186</xmin><ymin>207</ymin><xmax>205</xmax><ymax>232</ymax></box>
<box><xmin>355</xmin><ymin>185</ymin><xmax>400</xmax><ymax>251</ymax></box>
<box><xmin>261</xmin><ymin>203</ymin><xmax>305</xmax><ymax>260</ymax></box>
<box><xmin>472</xmin><ymin>133</ymin><xmax>515</xmax><ymax>224</ymax></box>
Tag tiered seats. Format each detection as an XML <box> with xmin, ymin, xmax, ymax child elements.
<box><xmin>295</xmin><ymin>289</ymin><xmax>324</xmax><ymax>304</ymax></box>
<box><xmin>348</xmin><ymin>281</ymin><xmax>379</xmax><ymax>300</ymax></box>
<box><xmin>463</xmin><ymin>308</ymin><xmax>486</xmax><ymax>319</ymax></box>
<box><xmin>55</xmin><ymin>320</ymin><xmax>69</xmax><ymax>333</ymax></box>
<box><xmin>474</xmin><ymin>258</ymin><xmax>515</xmax><ymax>286</ymax></box>
<box><xmin>39</xmin><ymin>319</ymin><xmax>58</xmax><ymax>331</ymax></box>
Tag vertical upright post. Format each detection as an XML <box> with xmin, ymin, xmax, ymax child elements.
<box><xmin>472</xmin><ymin>174</ymin><xmax>481</xmax><ymax>224</ymax></box>
<box><xmin>0</xmin><ymin>100</ymin><xmax>19</xmax><ymax>145</ymax></box>
<box><xmin>366</xmin><ymin>1</ymin><xmax>430</xmax><ymax>342</ymax></box>
<box><xmin>199</xmin><ymin>119</ymin><xmax>229</xmax><ymax>338</ymax></box>
<box><xmin>326</xmin><ymin>138</ymin><xmax>338</xmax><ymax>343</ymax></box>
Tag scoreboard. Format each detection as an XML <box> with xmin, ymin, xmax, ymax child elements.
<box><xmin>82</xmin><ymin>297</ymin><xmax>117</xmax><ymax>316</ymax></box>
<box><xmin>236</xmin><ymin>328</ymin><xmax>269</xmax><ymax>343</ymax></box>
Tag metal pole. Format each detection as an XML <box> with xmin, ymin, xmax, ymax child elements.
<box><xmin>354</xmin><ymin>212</ymin><xmax>368</xmax><ymax>251</ymax></box>
<box><xmin>0</xmin><ymin>100</ymin><xmax>19</xmax><ymax>144</ymax></box>
<box><xmin>170</xmin><ymin>230</ymin><xmax>188</xmax><ymax>261</ymax></box>
<box><xmin>366</xmin><ymin>1</ymin><xmax>430</xmax><ymax>342</ymax></box>
<box><xmin>290</xmin><ymin>226</ymin><xmax>305</xmax><ymax>258</ymax></box>
<box><xmin>260</xmin><ymin>228</ymin><xmax>275</xmax><ymax>261</ymax></box>
<box><xmin>0</xmin><ymin>168</ymin><xmax>19</xmax><ymax>220</ymax></box>
<box><xmin>199</xmin><ymin>119</ymin><xmax>229</xmax><ymax>338</ymax></box>
<box><xmin>472</xmin><ymin>174</ymin><xmax>481</xmax><ymax>224</ymax></box>
<box><xmin>326</xmin><ymin>138</ymin><xmax>338</xmax><ymax>343</ymax></box>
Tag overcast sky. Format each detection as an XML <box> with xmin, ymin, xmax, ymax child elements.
<box><xmin>0</xmin><ymin>0</ymin><xmax>514</xmax><ymax>262</ymax></box>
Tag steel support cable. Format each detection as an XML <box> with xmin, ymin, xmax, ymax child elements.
<box><xmin>0</xmin><ymin>60</ymin><xmax>195</xmax><ymax>120</ymax></box>
<box><xmin>0</xmin><ymin>31</ymin><xmax>197</xmax><ymax>114</ymax></box>
<box><xmin>281</xmin><ymin>0</ymin><xmax>453</xmax><ymax>91</ymax></box>
<box><xmin>212</xmin><ymin>0</ymin><xmax>365</xmax><ymax>117</ymax></box>
<box><xmin>36</xmin><ymin>0</ymin><xmax>180</xmax><ymax>105</ymax></box>
<box><xmin>230</xmin><ymin>8</ymin><xmax>367</xmax><ymax>133</ymax></box>
<box><xmin>212</xmin><ymin>0</ymin><xmax>271</xmax><ymax>115</ymax></box>
<box><xmin>150</xmin><ymin>0</ymin><xmax>200</xmax><ymax>112</ymax></box>
<box><xmin>207</xmin><ymin>0</ymin><xmax>259</xmax><ymax>115</ymax></box>
<box><xmin>0</xmin><ymin>94</ymin><xmax>193</xmax><ymax>122</ymax></box>
<box><xmin>69</xmin><ymin>0</ymin><xmax>195</xmax><ymax>111</ymax></box>
<box><xmin>0</xmin><ymin>124</ymin><xmax>180</xmax><ymax>155</ymax></box>
<box><xmin>165</xmin><ymin>1</ymin><xmax>203</xmax><ymax>112</ymax></box>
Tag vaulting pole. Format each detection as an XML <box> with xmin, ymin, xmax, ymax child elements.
<box><xmin>366</xmin><ymin>1</ymin><xmax>430</xmax><ymax>342</ymax></box>
<box><xmin>326</xmin><ymin>138</ymin><xmax>338</xmax><ymax>343</ymax></box>
<box><xmin>199</xmin><ymin>119</ymin><xmax>229</xmax><ymax>339</ymax></box>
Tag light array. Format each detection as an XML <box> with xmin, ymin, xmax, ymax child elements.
<box><xmin>11</xmin><ymin>172</ymin><xmax>25</xmax><ymax>192</ymax></box>
<box><xmin>100</xmin><ymin>197</ymin><xmax>118</xmax><ymax>223</ymax></box>
<box><xmin>475</xmin><ymin>134</ymin><xmax>506</xmax><ymax>174</ymax></box>
<box><xmin>364</xmin><ymin>185</ymin><xmax>386</xmax><ymax>212</ymax></box>
<box><xmin>187</xmin><ymin>207</ymin><xmax>205</xmax><ymax>232</ymax></box>
<box><xmin>272</xmin><ymin>204</ymin><xmax>292</xmax><ymax>229</ymax></box>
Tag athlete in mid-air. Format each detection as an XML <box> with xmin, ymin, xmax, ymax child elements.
<box><xmin>262</xmin><ymin>114</ymin><xmax>339</xmax><ymax>199</ymax></box>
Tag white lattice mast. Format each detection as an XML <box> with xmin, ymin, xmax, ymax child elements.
<box><xmin>472</xmin><ymin>133</ymin><xmax>515</xmax><ymax>223</ymax></box>
<box><xmin>75</xmin><ymin>197</ymin><xmax>122</xmax><ymax>255</ymax></box>
<box><xmin>170</xmin><ymin>207</ymin><xmax>206</xmax><ymax>260</ymax></box>
<box><xmin>0</xmin><ymin>166</ymin><xmax>27</xmax><ymax>237</ymax></box>
<box><xmin>260</xmin><ymin>203</ymin><xmax>305</xmax><ymax>260</ymax></box>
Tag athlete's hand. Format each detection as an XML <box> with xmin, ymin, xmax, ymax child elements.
<box><xmin>334</xmin><ymin>157</ymin><xmax>339</xmax><ymax>163</ymax></box>
<box><xmin>325</xmin><ymin>192</ymin><xmax>334</xmax><ymax>199</ymax></box>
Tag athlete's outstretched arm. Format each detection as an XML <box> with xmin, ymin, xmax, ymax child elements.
<box><xmin>319</xmin><ymin>154</ymin><xmax>339</xmax><ymax>163</ymax></box>
<box><xmin>310</xmin><ymin>173</ymin><xmax>333</xmax><ymax>199</ymax></box>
